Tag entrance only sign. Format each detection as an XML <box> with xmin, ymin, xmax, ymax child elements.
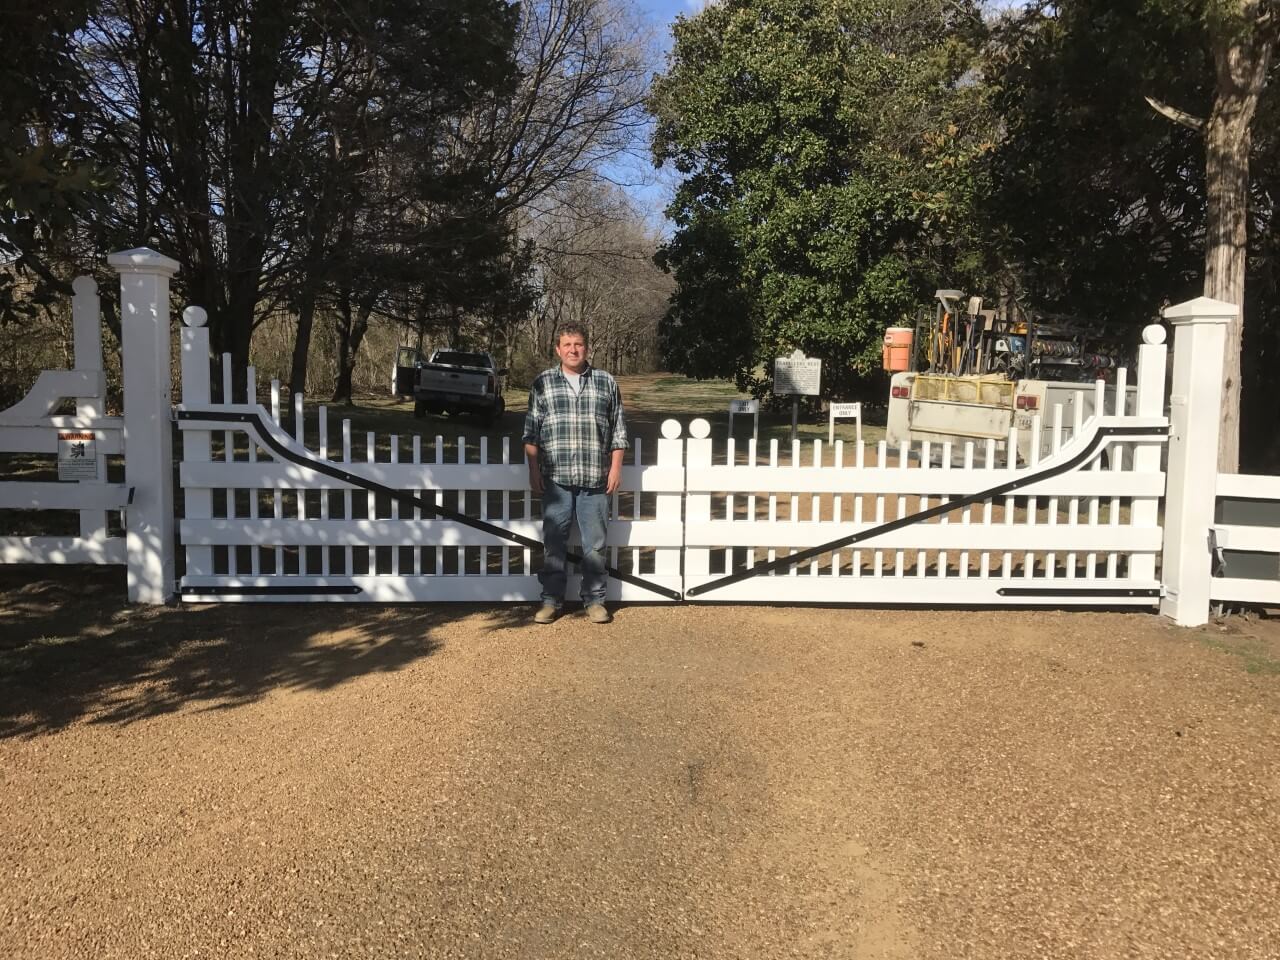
<box><xmin>828</xmin><ymin>402</ymin><xmax>862</xmax><ymax>445</ymax></box>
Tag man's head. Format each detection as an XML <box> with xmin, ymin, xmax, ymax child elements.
<box><xmin>554</xmin><ymin>322</ymin><xmax>589</xmax><ymax>374</ymax></box>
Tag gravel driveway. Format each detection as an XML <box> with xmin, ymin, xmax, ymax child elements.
<box><xmin>2</xmin><ymin>568</ymin><xmax>1279</xmax><ymax>959</ymax></box>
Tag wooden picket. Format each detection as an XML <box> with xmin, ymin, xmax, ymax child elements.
<box><xmin>12</xmin><ymin>250</ymin><xmax>1270</xmax><ymax>626</ymax></box>
<box><xmin>681</xmin><ymin>414</ymin><xmax>1166</xmax><ymax>605</ymax></box>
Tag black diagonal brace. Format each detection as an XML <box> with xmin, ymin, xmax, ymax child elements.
<box><xmin>684</xmin><ymin>423</ymin><xmax>1168</xmax><ymax>598</ymax></box>
<box><xmin>177</xmin><ymin>409</ymin><xmax>682</xmax><ymax>601</ymax></box>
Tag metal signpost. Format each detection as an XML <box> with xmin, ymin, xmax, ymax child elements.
<box><xmin>773</xmin><ymin>350</ymin><xmax>821</xmax><ymax>445</ymax></box>
<box><xmin>728</xmin><ymin>399</ymin><xmax>760</xmax><ymax>443</ymax></box>
<box><xmin>828</xmin><ymin>402</ymin><xmax>862</xmax><ymax>445</ymax></box>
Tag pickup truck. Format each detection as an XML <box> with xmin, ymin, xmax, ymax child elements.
<box><xmin>402</xmin><ymin>349</ymin><xmax>507</xmax><ymax>425</ymax></box>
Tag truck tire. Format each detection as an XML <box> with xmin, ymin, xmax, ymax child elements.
<box><xmin>413</xmin><ymin>397</ymin><xmax>426</xmax><ymax>419</ymax></box>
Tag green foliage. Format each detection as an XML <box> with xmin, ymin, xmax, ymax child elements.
<box><xmin>986</xmin><ymin>1</ymin><xmax>1211</xmax><ymax>319</ymax></box>
<box><xmin>651</xmin><ymin>0</ymin><xmax>994</xmax><ymax>399</ymax></box>
<box><xmin>0</xmin><ymin>1</ymin><xmax>115</xmax><ymax>320</ymax></box>
<box><xmin>990</xmin><ymin>0</ymin><xmax>1280</xmax><ymax>468</ymax></box>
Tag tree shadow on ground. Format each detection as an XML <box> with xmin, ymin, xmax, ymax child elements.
<box><xmin>0</xmin><ymin>566</ymin><xmax>530</xmax><ymax>739</ymax></box>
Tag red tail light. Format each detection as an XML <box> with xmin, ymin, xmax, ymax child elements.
<box><xmin>1016</xmin><ymin>395</ymin><xmax>1039</xmax><ymax>410</ymax></box>
<box><xmin>891</xmin><ymin>386</ymin><xmax>910</xmax><ymax>399</ymax></box>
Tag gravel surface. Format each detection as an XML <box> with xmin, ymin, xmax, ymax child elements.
<box><xmin>2</xmin><ymin>568</ymin><xmax>1279</xmax><ymax>959</ymax></box>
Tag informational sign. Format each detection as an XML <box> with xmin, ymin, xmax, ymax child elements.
<box><xmin>828</xmin><ymin>402</ymin><xmax>863</xmax><ymax>445</ymax></box>
<box><xmin>57</xmin><ymin>431</ymin><xmax>99</xmax><ymax>481</ymax></box>
<box><xmin>728</xmin><ymin>399</ymin><xmax>760</xmax><ymax>442</ymax></box>
<box><xmin>773</xmin><ymin>350</ymin><xmax>822</xmax><ymax>396</ymax></box>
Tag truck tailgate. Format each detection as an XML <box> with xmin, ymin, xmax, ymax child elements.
<box><xmin>419</xmin><ymin>366</ymin><xmax>489</xmax><ymax>396</ymax></box>
<box><xmin>910</xmin><ymin>399</ymin><xmax>1013</xmax><ymax>440</ymax></box>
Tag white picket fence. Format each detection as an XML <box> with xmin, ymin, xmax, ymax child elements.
<box><xmin>1212</xmin><ymin>474</ymin><xmax>1280</xmax><ymax>607</ymax></box>
<box><xmin>0</xmin><ymin>277</ymin><xmax>128</xmax><ymax>566</ymax></box>
<box><xmin>4</xmin><ymin>248</ymin><xmax>1275</xmax><ymax>626</ymax></box>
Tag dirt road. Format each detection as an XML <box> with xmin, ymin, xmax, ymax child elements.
<box><xmin>2</xmin><ymin>569</ymin><xmax>1279</xmax><ymax>958</ymax></box>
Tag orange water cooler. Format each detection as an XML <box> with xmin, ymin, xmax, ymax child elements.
<box><xmin>882</xmin><ymin>327</ymin><xmax>914</xmax><ymax>372</ymax></box>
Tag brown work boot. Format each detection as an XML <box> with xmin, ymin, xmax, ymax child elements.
<box><xmin>534</xmin><ymin>604</ymin><xmax>559</xmax><ymax>624</ymax></box>
<box><xmin>585</xmin><ymin>603</ymin><xmax>611</xmax><ymax>624</ymax></box>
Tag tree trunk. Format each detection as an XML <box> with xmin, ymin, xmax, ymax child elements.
<box><xmin>333</xmin><ymin>292</ymin><xmax>376</xmax><ymax>404</ymax></box>
<box><xmin>1203</xmin><ymin>8</ymin><xmax>1272</xmax><ymax>473</ymax></box>
<box><xmin>289</xmin><ymin>284</ymin><xmax>319</xmax><ymax>398</ymax></box>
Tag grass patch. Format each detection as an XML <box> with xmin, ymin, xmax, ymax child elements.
<box><xmin>1200</xmin><ymin>627</ymin><xmax>1280</xmax><ymax>675</ymax></box>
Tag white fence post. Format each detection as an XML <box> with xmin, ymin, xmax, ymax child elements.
<box><xmin>71</xmin><ymin>276</ymin><xmax>110</xmax><ymax>541</ymax></box>
<box><xmin>180</xmin><ymin>306</ymin><xmax>214</xmax><ymax>579</ymax></box>
<box><xmin>1159</xmin><ymin>296</ymin><xmax>1236</xmax><ymax>627</ymax></box>
<box><xmin>684</xmin><ymin>418</ymin><xmax>713</xmax><ymax>586</ymax></box>
<box><xmin>1128</xmin><ymin>323</ymin><xmax>1169</xmax><ymax>583</ymax></box>
<box><xmin>108</xmin><ymin>246</ymin><xmax>180</xmax><ymax>603</ymax></box>
<box><xmin>655</xmin><ymin>419</ymin><xmax>685</xmax><ymax>586</ymax></box>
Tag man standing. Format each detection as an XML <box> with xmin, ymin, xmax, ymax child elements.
<box><xmin>522</xmin><ymin>322</ymin><xmax>628</xmax><ymax>624</ymax></box>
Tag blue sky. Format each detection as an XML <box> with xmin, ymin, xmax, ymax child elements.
<box><xmin>614</xmin><ymin>1</ymin><xmax>707</xmax><ymax>232</ymax></box>
<box><xmin>637</xmin><ymin>0</ymin><xmax>706</xmax><ymax>34</ymax></box>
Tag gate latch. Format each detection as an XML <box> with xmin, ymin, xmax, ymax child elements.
<box><xmin>1209</xmin><ymin>527</ymin><xmax>1227</xmax><ymax>577</ymax></box>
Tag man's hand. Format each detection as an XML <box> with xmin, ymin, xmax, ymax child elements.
<box><xmin>605</xmin><ymin>448</ymin><xmax>624</xmax><ymax>495</ymax></box>
<box><xmin>524</xmin><ymin>443</ymin><xmax>543</xmax><ymax>497</ymax></box>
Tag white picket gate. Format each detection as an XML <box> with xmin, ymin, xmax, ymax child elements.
<box><xmin>171</xmin><ymin>298</ymin><xmax>1171</xmax><ymax>607</ymax></box>
<box><xmin>5</xmin><ymin>247</ymin><xmax>1273</xmax><ymax>626</ymax></box>
<box><xmin>681</xmin><ymin>329</ymin><xmax>1168</xmax><ymax>605</ymax></box>
<box><xmin>175</xmin><ymin>307</ymin><xmax>686</xmax><ymax>603</ymax></box>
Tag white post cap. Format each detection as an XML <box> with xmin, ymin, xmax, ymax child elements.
<box><xmin>1161</xmin><ymin>296</ymin><xmax>1237</xmax><ymax>325</ymax></box>
<box><xmin>107</xmin><ymin>247</ymin><xmax>180</xmax><ymax>276</ymax></box>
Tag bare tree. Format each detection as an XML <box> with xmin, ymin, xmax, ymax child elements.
<box><xmin>464</xmin><ymin>0</ymin><xmax>657</xmax><ymax>221</ymax></box>
<box><xmin>525</xmin><ymin>182</ymin><xmax>670</xmax><ymax>377</ymax></box>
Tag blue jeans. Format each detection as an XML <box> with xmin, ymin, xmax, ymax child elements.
<box><xmin>540</xmin><ymin>479</ymin><xmax>609</xmax><ymax>607</ymax></box>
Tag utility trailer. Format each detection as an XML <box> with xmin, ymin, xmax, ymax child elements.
<box><xmin>885</xmin><ymin>290</ymin><xmax>1139</xmax><ymax>464</ymax></box>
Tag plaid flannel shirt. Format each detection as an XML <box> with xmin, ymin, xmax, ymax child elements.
<box><xmin>522</xmin><ymin>365</ymin><xmax>628</xmax><ymax>489</ymax></box>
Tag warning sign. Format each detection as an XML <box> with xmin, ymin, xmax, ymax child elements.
<box><xmin>58</xmin><ymin>431</ymin><xmax>99</xmax><ymax>481</ymax></box>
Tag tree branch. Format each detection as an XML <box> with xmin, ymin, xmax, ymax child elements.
<box><xmin>1144</xmin><ymin>95</ymin><xmax>1206</xmax><ymax>132</ymax></box>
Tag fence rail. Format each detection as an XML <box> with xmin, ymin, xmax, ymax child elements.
<box><xmin>1212</xmin><ymin>473</ymin><xmax>1280</xmax><ymax>607</ymax></box>
<box><xmin>0</xmin><ymin>276</ymin><xmax>124</xmax><ymax>568</ymax></box>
